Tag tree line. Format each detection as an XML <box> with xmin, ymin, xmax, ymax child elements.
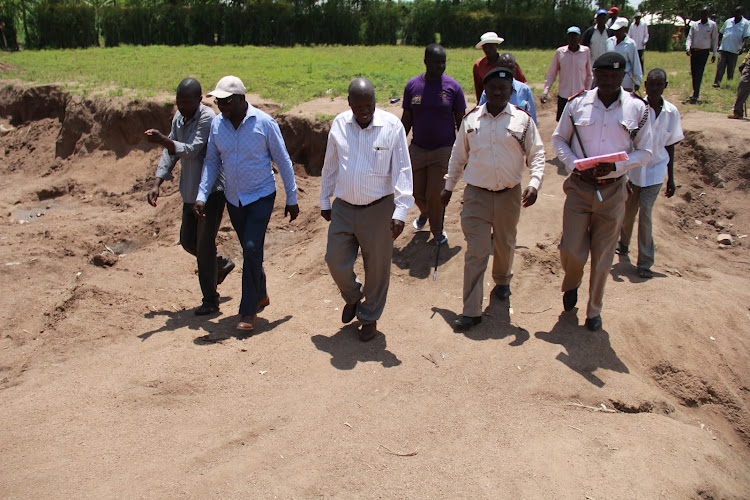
<box><xmin>2</xmin><ymin>0</ymin><xmax>747</xmax><ymax>51</ymax></box>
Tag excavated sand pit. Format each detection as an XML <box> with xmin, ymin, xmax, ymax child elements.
<box><xmin>0</xmin><ymin>84</ymin><xmax>749</xmax><ymax>498</ymax></box>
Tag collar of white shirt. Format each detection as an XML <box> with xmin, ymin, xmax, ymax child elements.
<box><xmin>344</xmin><ymin>109</ymin><xmax>385</xmax><ymax>129</ymax></box>
<box><xmin>478</xmin><ymin>102</ymin><xmax>513</xmax><ymax>118</ymax></box>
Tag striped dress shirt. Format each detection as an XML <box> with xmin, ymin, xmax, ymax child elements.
<box><xmin>320</xmin><ymin>108</ymin><xmax>414</xmax><ymax>222</ymax></box>
<box><xmin>197</xmin><ymin>104</ymin><xmax>298</xmax><ymax>207</ymax></box>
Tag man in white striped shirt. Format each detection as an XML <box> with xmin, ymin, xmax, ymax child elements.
<box><xmin>320</xmin><ymin>78</ymin><xmax>414</xmax><ymax>342</ymax></box>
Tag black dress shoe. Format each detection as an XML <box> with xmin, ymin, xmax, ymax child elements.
<box><xmin>195</xmin><ymin>303</ymin><xmax>219</xmax><ymax>316</ymax></box>
<box><xmin>453</xmin><ymin>315</ymin><xmax>482</xmax><ymax>328</ymax></box>
<box><xmin>359</xmin><ymin>321</ymin><xmax>378</xmax><ymax>342</ymax></box>
<box><xmin>585</xmin><ymin>315</ymin><xmax>602</xmax><ymax>331</ymax></box>
<box><xmin>493</xmin><ymin>284</ymin><xmax>511</xmax><ymax>300</ymax></box>
<box><xmin>342</xmin><ymin>299</ymin><xmax>360</xmax><ymax>323</ymax></box>
<box><xmin>563</xmin><ymin>289</ymin><xmax>578</xmax><ymax>312</ymax></box>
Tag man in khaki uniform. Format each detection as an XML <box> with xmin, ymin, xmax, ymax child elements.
<box><xmin>551</xmin><ymin>52</ymin><xmax>652</xmax><ymax>331</ymax></box>
<box><xmin>441</xmin><ymin>67</ymin><xmax>545</xmax><ymax>329</ymax></box>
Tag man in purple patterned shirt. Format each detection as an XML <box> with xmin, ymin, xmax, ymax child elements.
<box><xmin>401</xmin><ymin>44</ymin><xmax>466</xmax><ymax>245</ymax></box>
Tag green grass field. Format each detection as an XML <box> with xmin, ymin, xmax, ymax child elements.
<box><xmin>0</xmin><ymin>45</ymin><xmax>740</xmax><ymax>114</ymax></box>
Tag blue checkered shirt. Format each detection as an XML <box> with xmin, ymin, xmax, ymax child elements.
<box><xmin>198</xmin><ymin>104</ymin><xmax>298</xmax><ymax>207</ymax></box>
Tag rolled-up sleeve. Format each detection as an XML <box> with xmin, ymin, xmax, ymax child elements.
<box><xmin>173</xmin><ymin>110</ymin><xmax>213</xmax><ymax>160</ymax></box>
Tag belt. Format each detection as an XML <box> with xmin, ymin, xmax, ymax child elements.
<box><xmin>473</xmin><ymin>184</ymin><xmax>513</xmax><ymax>194</ymax></box>
<box><xmin>571</xmin><ymin>172</ymin><xmax>622</xmax><ymax>187</ymax></box>
<box><xmin>339</xmin><ymin>195</ymin><xmax>391</xmax><ymax>209</ymax></box>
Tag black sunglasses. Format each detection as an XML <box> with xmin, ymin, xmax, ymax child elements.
<box><xmin>215</xmin><ymin>96</ymin><xmax>234</xmax><ymax>106</ymax></box>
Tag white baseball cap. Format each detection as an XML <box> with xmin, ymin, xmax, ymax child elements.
<box><xmin>610</xmin><ymin>17</ymin><xmax>629</xmax><ymax>31</ymax></box>
<box><xmin>475</xmin><ymin>31</ymin><xmax>505</xmax><ymax>49</ymax></box>
<box><xmin>206</xmin><ymin>75</ymin><xmax>246</xmax><ymax>99</ymax></box>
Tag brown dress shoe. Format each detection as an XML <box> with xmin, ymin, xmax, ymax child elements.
<box><xmin>257</xmin><ymin>296</ymin><xmax>270</xmax><ymax>313</ymax></box>
<box><xmin>359</xmin><ymin>321</ymin><xmax>378</xmax><ymax>342</ymax></box>
<box><xmin>237</xmin><ymin>314</ymin><xmax>257</xmax><ymax>331</ymax></box>
<box><xmin>728</xmin><ymin>114</ymin><xmax>743</xmax><ymax>119</ymax></box>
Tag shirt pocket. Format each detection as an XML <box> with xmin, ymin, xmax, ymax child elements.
<box><xmin>371</xmin><ymin>144</ymin><xmax>391</xmax><ymax>176</ymax></box>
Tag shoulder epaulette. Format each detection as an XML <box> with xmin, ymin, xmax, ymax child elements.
<box><xmin>514</xmin><ymin>105</ymin><xmax>532</xmax><ymax>118</ymax></box>
<box><xmin>463</xmin><ymin>105</ymin><xmax>480</xmax><ymax>119</ymax></box>
<box><xmin>568</xmin><ymin>89</ymin><xmax>586</xmax><ymax>101</ymax></box>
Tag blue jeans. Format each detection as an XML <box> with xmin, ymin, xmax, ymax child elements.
<box><xmin>226</xmin><ymin>192</ymin><xmax>276</xmax><ymax>316</ymax></box>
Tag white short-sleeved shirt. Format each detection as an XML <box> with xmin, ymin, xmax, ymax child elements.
<box><xmin>551</xmin><ymin>89</ymin><xmax>653</xmax><ymax>179</ymax></box>
<box><xmin>628</xmin><ymin>98</ymin><xmax>684</xmax><ymax>187</ymax></box>
<box><xmin>445</xmin><ymin>103</ymin><xmax>545</xmax><ymax>193</ymax></box>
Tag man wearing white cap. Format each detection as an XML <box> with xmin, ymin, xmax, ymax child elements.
<box><xmin>628</xmin><ymin>12</ymin><xmax>649</xmax><ymax>68</ymax></box>
<box><xmin>194</xmin><ymin>75</ymin><xmax>300</xmax><ymax>332</ymax></box>
<box><xmin>606</xmin><ymin>17</ymin><xmax>642</xmax><ymax>92</ymax></box>
<box><xmin>542</xmin><ymin>26</ymin><xmax>593</xmax><ymax>121</ymax></box>
<box><xmin>472</xmin><ymin>31</ymin><xmax>527</xmax><ymax>102</ymax></box>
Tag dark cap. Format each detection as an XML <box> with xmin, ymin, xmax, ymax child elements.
<box><xmin>593</xmin><ymin>52</ymin><xmax>627</xmax><ymax>71</ymax></box>
<box><xmin>483</xmin><ymin>67</ymin><xmax>514</xmax><ymax>85</ymax></box>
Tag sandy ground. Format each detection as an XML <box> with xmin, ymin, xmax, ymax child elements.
<box><xmin>1</xmin><ymin>85</ymin><xmax>749</xmax><ymax>499</ymax></box>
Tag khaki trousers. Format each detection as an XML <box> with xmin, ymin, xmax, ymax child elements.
<box><xmin>409</xmin><ymin>144</ymin><xmax>451</xmax><ymax>237</ymax></box>
<box><xmin>461</xmin><ymin>184</ymin><xmax>522</xmax><ymax>317</ymax></box>
<box><xmin>559</xmin><ymin>175</ymin><xmax>627</xmax><ymax>319</ymax></box>
<box><xmin>619</xmin><ymin>182</ymin><xmax>662</xmax><ymax>270</ymax></box>
<box><xmin>325</xmin><ymin>195</ymin><xmax>395</xmax><ymax>324</ymax></box>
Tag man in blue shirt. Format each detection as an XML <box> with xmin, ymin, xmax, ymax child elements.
<box><xmin>194</xmin><ymin>76</ymin><xmax>300</xmax><ymax>332</ymax></box>
<box><xmin>713</xmin><ymin>6</ymin><xmax>750</xmax><ymax>86</ymax></box>
<box><xmin>478</xmin><ymin>53</ymin><xmax>537</xmax><ymax>124</ymax></box>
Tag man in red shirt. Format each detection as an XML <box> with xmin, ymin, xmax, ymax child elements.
<box><xmin>472</xmin><ymin>31</ymin><xmax>527</xmax><ymax>102</ymax></box>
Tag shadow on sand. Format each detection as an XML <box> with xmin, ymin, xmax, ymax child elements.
<box><xmin>431</xmin><ymin>292</ymin><xmax>530</xmax><ymax>346</ymax></box>
<box><xmin>535</xmin><ymin>311</ymin><xmax>629</xmax><ymax>387</ymax></box>
<box><xmin>392</xmin><ymin>231</ymin><xmax>462</xmax><ymax>279</ymax></box>
<box><xmin>311</xmin><ymin>323</ymin><xmax>402</xmax><ymax>370</ymax></box>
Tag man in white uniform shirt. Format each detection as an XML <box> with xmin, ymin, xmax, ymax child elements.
<box><xmin>628</xmin><ymin>12</ymin><xmax>649</xmax><ymax>68</ymax></box>
<box><xmin>551</xmin><ymin>52</ymin><xmax>652</xmax><ymax>332</ymax></box>
<box><xmin>713</xmin><ymin>6</ymin><xmax>750</xmax><ymax>87</ymax></box>
<box><xmin>320</xmin><ymin>78</ymin><xmax>414</xmax><ymax>342</ymax></box>
<box><xmin>440</xmin><ymin>67</ymin><xmax>545</xmax><ymax>329</ymax></box>
<box><xmin>617</xmin><ymin>69</ymin><xmax>683</xmax><ymax>279</ymax></box>
<box><xmin>606</xmin><ymin>17</ymin><xmax>643</xmax><ymax>92</ymax></box>
<box><xmin>686</xmin><ymin>7</ymin><xmax>719</xmax><ymax>103</ymax></box>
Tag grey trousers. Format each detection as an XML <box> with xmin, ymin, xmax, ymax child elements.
<box><xmin>619</xmin><ymin>183</ymin><xmax>662</xmax><ymax>270</ymax></box>
<box><xmin>460</xmin><ymin>184</ymin><xmax>522</xmax><ymax>317</ymax></box>
<box><xmin>325</xmin><ymin>195</ymin><xmax>395</xmax><ymax>324</ymax></box>
<box><xmin>715</xmin><ymin>50</ymin><xmax>739</xmax><ymax>84</ymax></box>
<box><xmin>559</xmin><ymin>175</ymin><xmax>627</xmax><ymax>319</ymax></box>
<box><xmin>733</xmin><ymin>62</ymin><xmax>750</xmax><ymax>117</ymax></box>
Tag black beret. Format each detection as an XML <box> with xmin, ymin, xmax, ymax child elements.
<box><xmin>483</xmin><ymin>67</ymin><xmax>514</xmax><ymax>84</ymax></box>
<box><xmin>593</xmin><ymin>52</ymin><xmax>627</xmax><ymax>70</ymax></box>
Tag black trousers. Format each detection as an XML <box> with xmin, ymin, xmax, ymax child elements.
<box><xmin>690</xmin><ymin>49</ymin><xmax>710</xmax><ymax>99</ymax></box>
<box><xmin>181</xmin><ymin>190</ymin><xmax>228</xmax><ymax>306</ymax></box>
<box><xmin>556</xmin><ymin>96</ymin><xmax>569</xmax><ymax>122</ymax></box>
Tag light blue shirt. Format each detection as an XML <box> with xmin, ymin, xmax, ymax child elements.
<box><xmin>478</xmin><ymin>79</ymin><xmax>537</xmax><ymax>124</ymax></box>
<box><xmin>719</xmin><ymin>17</ymin><xmax>750</xmax><ymax>53</ymax></box>
<box><xmin>198</xmin><ymin>104</ymin><xmax>298</xmax><ymax>207</ymax></box>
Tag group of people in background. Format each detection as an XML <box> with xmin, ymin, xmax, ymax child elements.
<box><xmin>144</xmin><ymin>4</ymin><xmax>750</xmax><ymax>341</ymax></box>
